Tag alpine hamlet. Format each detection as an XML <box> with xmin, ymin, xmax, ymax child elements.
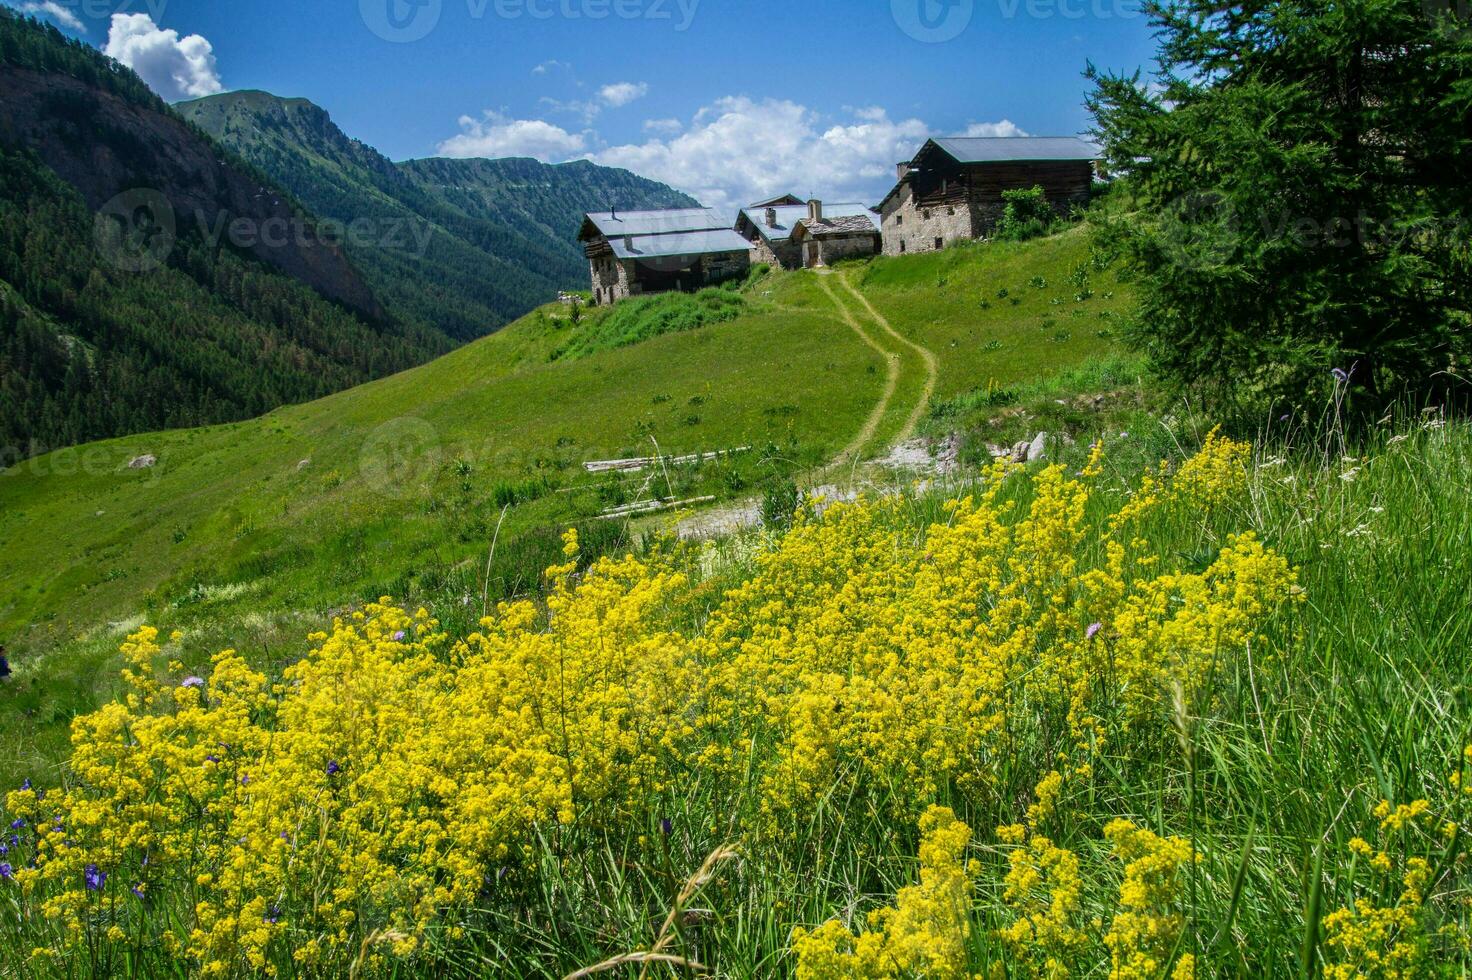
<box><xmin>579</xmin><ymin>135</ymin><xmax>1101</xmax><ymax>305</ymax></box>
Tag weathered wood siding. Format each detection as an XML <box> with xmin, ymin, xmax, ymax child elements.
<box><xmin>880</xmin><ymin>158</ymin><xmax>1094</xmax><ymax>257</ymax></box>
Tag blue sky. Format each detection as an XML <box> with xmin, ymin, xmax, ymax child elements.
<box><xmin>7</xmin><ymin>0</ymin><xmax>1159</xmax><ymax>208</ymax></box>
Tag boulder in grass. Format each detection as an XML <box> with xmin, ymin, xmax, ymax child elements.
<box><xmin>1026</xmin><ymin>432</ymin><xmax>1049</xmax><ymax>462</ymax></box>
<box><xmin>127</xmin><ymin>454</ymin><xmax>156</xmax><ymax>469</ymax></box>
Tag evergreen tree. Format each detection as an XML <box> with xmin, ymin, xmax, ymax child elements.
<box><xmin>1087</xmin><ymin>0</ymin><xmax>1472</xmax><ymax>412</ymax></box>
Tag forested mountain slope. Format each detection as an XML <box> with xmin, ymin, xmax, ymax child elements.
<box><xmin>0</xmin><ymin>11</ymin><xmax>447</xmax><ymax>458</ymax></box>
<box><xmin>179</xmin><ymin>91</ymin><xmax>700</xmax><ymax>340</ymax></box>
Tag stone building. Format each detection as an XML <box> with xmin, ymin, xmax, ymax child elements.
<box><xmin>735</xmin><ymin>198</ymin><xmax>879</xmax><ymax>270</ymax></box>
<box><xmin>879</xmin><ymin>137</ymin><xmax>1098</xmax><ymax>257</ymax></box>
<box><xmin>789</xmin><ymin>200</ymin><xmax>882</xmax><ymax>268</ymax></box>
<box><xmin>579</xmin><ymin>207</ymin><xmax>752</xmax><ymax>305</ymax></box>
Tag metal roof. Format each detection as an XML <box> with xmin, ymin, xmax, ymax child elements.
<box><xmin>748</xmin><ymin>194</ymin><xmax>805</xmax><ymax>208</ymax></box>
<box><xmin>739</xmin><ymin>203</ymin><xmax>875</xmax><ymax>243</ymax></box>
<box><xmin>608</xmin><ymin>228</ymin><xmax>753</xmax><ymax>260</ymax></box>
<box><xmin>929</xmin><ymin>136</ymin><xmax>1100</xmax><ymax>163</ymax></box>
<box><xmin>583</xmin><ymin>207</ymin><xmax>730</xmax><ymax>238</ymax></box>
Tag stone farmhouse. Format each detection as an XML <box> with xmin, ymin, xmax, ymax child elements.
<box><xmin>578</xmin><ymin>207</ymin><xmax>752</xmax><ymax>306</ymax></box>
<box><xmin>578</xmin><ymin>136</ymin><xmax>1099</xmax><ymax>304</ymax></box>
<box><xmin>878</xmin><ymin>136</ymin><xmax>1098</xmax><ymax>256</ymax></box>
<box><xmin>735</xmin><ymin>199</ymin><xmax>881</xmax><ymax>270</ymax></box>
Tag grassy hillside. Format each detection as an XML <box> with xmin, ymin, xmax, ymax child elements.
<box><xmin>0</xmin><ymin>226</ymin><xmax>1129</xmax><ymax>774</ymax></box>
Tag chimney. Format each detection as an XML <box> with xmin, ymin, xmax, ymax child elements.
<box><xmin>765</xmin><ymin>207</ymin><xmax>778</xmax><ymax>228</ymax></box>
<box><xmin>624</xmin><ymin>235</ymin><xmax>634</xmax><ymax>251</ymax></box>
<box><xmin>896</xmin><ymin>161</ymin><xmax>911</xmax><ymax>179</ymax></box>
<box><xmin>807</xmin><ymin>199</ymin><xmax>822</xmax><ymax>223</ymax></box>
<box><xmin>611</xmin><ymin>205</ymin><xmax>618</xmax><ymax>219</ymax></box>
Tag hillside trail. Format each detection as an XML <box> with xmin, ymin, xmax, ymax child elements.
<box><xmin>834</xmin><ymin>270</ymin><xmax>939</xmax><ymax>445</ymax></box>
<box><xmin>672</xmin><ymin>270</ymin><xmax>942</xmax><ymax>539</ymax></box>
<box><xmin>814</xmin><ymin>273</ymin><xmax>901</xmax><ymax>465</ymax></box>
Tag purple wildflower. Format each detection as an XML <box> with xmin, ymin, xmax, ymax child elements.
<box><xmin>1332</xmin><ymin>367</ymin><xmax>1351</xmax><ymax>383</ymax></box>
<box><xmin>9</xmin><ymin>819</ymin><xmax>22</xmax><ymax>830</ymax></box>
<box><xmin>19</xmin><ymin>779</ymin><xmax>30</xmax><ymax>791</ymax></box>
<box><xmin>0</xmin><ymin>843</ymin><xmax>8</xmax><ymax>856</ymax></box>
<box><xmin>660</xmin><ymin>818</ymin><xmax>672</xmax><ymax>836</ymax></box>
<box><xmin>326</xmin><ymin>760</ymin><xmax>341</xmax><ymax>776</ymax></box>
<box><xmin>180</xmin><ymin>676</ymin><xmax>205</xmax><ymax>689</ymax></box>
<box><xmin>205</xmin><ymin>755</ymin><xmax>219</xmax><ymax>764</ymax></box>
<box><xmin>0</xmin><ymin>864</ymin><xmax>11</xmax><ymax>880</ymax></box>
<box><xmin>265</xmin><ymin>906</ymin><xmax>281</xmax><ymax>925</ymax></box>
<box><xmin>131</xmin><ymin>884</ymin><xmax>145</xmax><ymax>900</ymax></box>
<box><xmin>392</xmin><ymin>630</ymin><xmax>406</xmax><ymax>642</ymax></box>
<box><xmin>240</xmin><ymin>775</ymin><xmax>251</xmax><ymax>786</ymax></box>
<box><xmin>1087</xmin><ymin>622</ymin><xmax>1103</xmax><ymax>641</ymax></box>
<box><xmin>84</xmin><ymin>864</ymin><xmax>106</xmax><ymax>892</ymax></box>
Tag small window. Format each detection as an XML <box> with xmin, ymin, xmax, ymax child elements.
<box><xmin>947</xmin><ymin>207</ymin><xmax>955</xmax><ymax>217</ymax></box>
<box><xmin>922</xmin><ymin>209</ymin><xmax>931</xmax><ymax>220</ymax></box>
<box><xmin>899</xmin><ymin>240</ymin><xmax>907</xmax><ymax>253</ymax></box>
<box><xmin>895</xmin><ymin>214</ymin><xmax>904</xmax><ymax>227</ymax></box>
<box><xmin>934</xmin><ymin>237</ymin><xmax>944</xmax><ymax>251</ymax></box>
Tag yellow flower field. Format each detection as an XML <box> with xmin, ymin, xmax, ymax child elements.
<box><xmin>3</xmin><ymin>430</ymin><xmax>1469</xmax><ymax>978</ymax></box>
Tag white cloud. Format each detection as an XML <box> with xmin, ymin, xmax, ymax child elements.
<box><xmin>103</xmin><ymin>13</ymin><xmax>222</xmax><ymax>102</ymax></box>
<box><xmin>590</xmin><ymin>97</ymin><xmax>929</xmax><ymax>212</ymax></box>
<box><xmin>435</xmin><ymin>98</ymin><xmax>1037</xmax><ymax>211</ymax></box>
<box><xmin>437</xmin><ymin>111</ymin><xmax>587</xmax><ymax>162</ymax></box>
<box><xmin>542</xmin><ymin>81</ymin><xmax>651</xmax><ymax>123</ymax></box>
<box><xmin>598</xmin><ymin>82</ymin><xmax>648</xmax><ymax>108</ymax></box>
<box><xmin>962</xmin><ymin>119</ymin><xmax>1028</xmax><ymax>138</ymax></box>
<box><xmin>17</xmin><ymin>1</ymin><xmax>83</xmax><ymax>31</ymax></box>
<box><xmin>532</xmin><ymin>59</ymin><xmax>571</xmax><ymax>75</ymax></box>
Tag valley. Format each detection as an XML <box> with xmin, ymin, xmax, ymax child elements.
<box><xmin>0</xmin><ymin>226</ymin><xmax>1129</xmax><ymax>774</ymax></box>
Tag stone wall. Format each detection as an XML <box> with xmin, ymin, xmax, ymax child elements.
<box><xmin>588</xmin><ymin>254</ymin><xmax>635</xmax><ymax>305</ymax></box>
<box><xmin>879</xmin><ymin>184</ymin><xmax>977</xmax><ymax>257</ymax></box>
<box><xmin>879</xmin><ymin>160</ymin><xmax>1094</xmax><ymax>256</ymax></box>
<box><xmin>745</xmin><ymin>234</ymin><xmax>802</xmax><ymax>270</ymax></box>
<box><xmin>809</xmin><ymin>233</ymin><xmax>882</xmax><ymax>267</ymax></box>
<box><xmin>700</xmin><ymin>250</ymin><xmax>751</xmax><ymax>284</ymax></box>
<box><xmin>589</xmin><ymin>248</ymin><xmax>748</xmax><ymax>305</ymax></box>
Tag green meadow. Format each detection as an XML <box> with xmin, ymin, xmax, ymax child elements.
<box><xmin>0</xmin><ymin>226</ymin><xmax>1130</xmax><ymax>778</ymax></box>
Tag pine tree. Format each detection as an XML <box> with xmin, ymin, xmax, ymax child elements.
<box><xmin>1087</xmin><ymin>0</ymin><xmax>1472</xmax><ymax>413</ymax></box>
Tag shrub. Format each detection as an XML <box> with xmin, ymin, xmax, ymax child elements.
<box><xmin>559</xmin><ymin>288</ymin><xmax>745</xmax><ymax>359</ymax></box>
<box><xmin>996</xmin><ymin>186</ymin><xmax>1057</xmax><ymax>242</ymax></box>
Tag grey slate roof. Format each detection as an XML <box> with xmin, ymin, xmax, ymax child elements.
<box><xmin>608</xmin><ymin>228</ymin><xmax>752</xmax><ymax>260</ymax></box>
<box><xmin>739</xmin><ymin>203</ymin><xmax>875</xmax><ymax>243</ymax></box>
<box><xmin>796</xmin><ymin>213</ymin><xmax>881</xmax><ymax>238</ymax></box>
<box><xmin>929</xmin><ymin>136</ymin><xmax>1100</xmax><ymax>163</ymax></box>
<box><xmin>583</xmin><ymin>207</ymin><xmax>729</xmax><ymax>238</ymax></box>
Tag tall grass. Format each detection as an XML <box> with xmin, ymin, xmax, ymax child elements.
<box><xmin>554</xmin><ymin>288</ymin><xmax>746</xmax><ymax>361</ymax></box>
<box><xmin>445</xmin><ymin>415</ymin><xmax>1472</xmax><ymax>976</ymax></box>
<box><xmin>4</xmin><ymin>414</ymin><xmax>1466</xmax><ymax>977</ymax></box>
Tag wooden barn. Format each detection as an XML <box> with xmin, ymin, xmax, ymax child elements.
<box><xmin>879</xmin><ymin>137</ymin><xmax>1098</xmax><ymax>256</ymax></box>
<box><xmin>579</xmin><ymin>207</ymin><xmax>752</xmax><ymax>305</ymax></box>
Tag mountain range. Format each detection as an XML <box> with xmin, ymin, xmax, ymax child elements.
<box><xmin>0</xmin><ymin>10</ymin><xmax>697</xmax><ymax>460</ymax></box>
<box><xmin>176</xmin><ymin>90</ymin><xmax>697</xmax><ymax>343</ymax></box>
